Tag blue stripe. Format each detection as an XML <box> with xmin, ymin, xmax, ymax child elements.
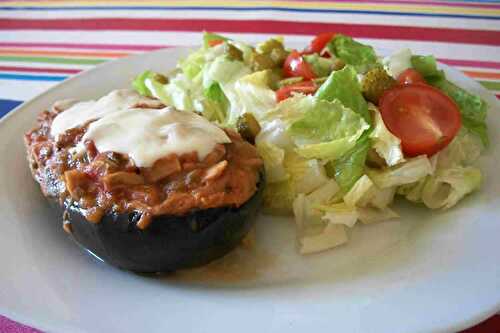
<box><xmin>0</xmin><ymin>6</ymin><xmax>498</xmax><ymax>20</ymax></box>
<box><xmin>0</xmin><ymin>73</ymin><xmax>66</xmax><ymax>81</ymax></box>
<box><xmin>0</xmin><ymin>99</ymin><xmax>22</xmax><ymax>118</ymax></box>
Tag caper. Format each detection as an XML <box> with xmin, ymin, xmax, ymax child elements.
<box><xmin>152</xmin><ymin>73</ymin><xmax>168</xmax><ymax>84</ymax></box>
<box><xmin>236</xmin><ymin>113</ymin><xmax>261</xmax><ymax>144</ymax></box>
<box><xmin>250</xmin><ymin>53</ymin><xmax>276</xmax><ymax>71</ymax></box>
<box><xmin>226</xmin><ymin>43</ymin><xmax>243</xmax><ymax>61</ymax></box>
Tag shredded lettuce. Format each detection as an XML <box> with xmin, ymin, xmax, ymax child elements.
<box><xmin>261</xmin><ymin>150</ymin><xmax>332</xmax><ymax>214</ymax></box>
<box><xmin>343</xmin><ymin>175</ymin><xmax>376</xmax><ymax>207</ymax></box>
<box><xmin>368</xmin><ymin>155</ymin><xmax>434</xmax><ymax>188</ymax></box>
<box><xmin>315</xmin><ymin>65</ymin><xmax>371</xmax><ymax>123</ymax></box>
<box><xmin>294</xmin><ymin>182</ymin><xmax>347</xmax><ymax>254</ymax></box>
<box><xmin>370</xmin><ymin>187</ymin><xmax>396</xmax><ymax>209</ymax></box>
<box><xmin>320</xmin><ymin>203</ymin><xmax>359</xmax><ymax>228</ymax></box>
<box><xmin>421</xmin><ymin>166</ymin><xmax>482</xmax><ymax>209</ymax></box>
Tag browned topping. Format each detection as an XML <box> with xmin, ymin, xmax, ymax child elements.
<box><xmin>25</xmin><ymin>106</ymin><xmax>263</xmax><ymax>228</ymax></box>
<box><xmin>64</xmin><ymin>170</ymin><xmax>93</xmax><ymax>200</ymax></box>
<box><xmin>102</xmin><ymin>172</ymin><xmax>145</xmax><ymax>190</ymax></box>
<box><xmin>142</xmin><ymin>155</ymin><xmax>181</xmax><ymax>183</ymax></box>
<box><xmin>202</xmin><ymin>160</ymin><xmax>228</xmax><ymax>182</ymax></box>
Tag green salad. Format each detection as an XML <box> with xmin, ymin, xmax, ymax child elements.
<box><xmin>132</xmin><ymin>32</ymin><xmax>488</xmax><ymax>254</ymax></box>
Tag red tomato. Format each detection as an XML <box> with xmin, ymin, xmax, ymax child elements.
<box><xmin>379</xmin><ymin>84</ymin><xmax>461</xmax><ymax>157</ymax></box>
<box><xmin>303</xmin><ymin>32</ymin><xmax>336</xmax><ymax>55</ymax></box>
<box><xmin>397</xmin><ymin>68</ymin><xmax>425</xmax><ymax>85</ymax></box>
<box><xmin>276</xmin><ymin>81</ymin><xmax>317</xmax><ymax>102</ymax></box>
<box><xmin>283</xmin><ymin>50</ymin><xmax>316</xmax><ymax>80</ymax></box>
<box><xmin>208</xmin><ymin>39</ymin><xmax>224</xmax><ymax>47</ymax></box>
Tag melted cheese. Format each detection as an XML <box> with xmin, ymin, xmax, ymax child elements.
<box><xmin>50</xmin><ymin>89</ymin><xmax>157</xmax><ymax>138</ymax></box>
<box><xmin>80</xmin><ymin>107</ymin><xmax>231</xmax><ymax>167</ymax></box>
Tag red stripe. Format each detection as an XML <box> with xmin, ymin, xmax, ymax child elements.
<box><xmin>0</xmin><ymin>42</ymin><xmax>164</xmax><ymax>51</ymax></box>
<box><xmin>0</xmin><ymin>18</ymin><xmax>498</xmax><ymax>46</ymax></box>
<box><xmin>0</xmin><ymin>65</ymin><xmax>80</xmax><ymax>74</ymax></box>
<box><xmin>438</xmin><ymin>58</ymin><xmax>500</xmax><ymax>70</ymax></box>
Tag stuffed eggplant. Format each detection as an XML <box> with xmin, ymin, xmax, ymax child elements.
<box><xmin>24</xmin><ymin>89</ymin><xmax>263</xmax><ymax>273</ymax></box>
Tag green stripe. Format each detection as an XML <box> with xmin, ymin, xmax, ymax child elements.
<box><xmin>479</xmin><ymin>80</ymin><xmax>500</xmax><ymax>91</ymax></box>
<box><xmin>0</xmin><ymin>55</ymin><xmax>106</xmax><ymax>65</ymax></box>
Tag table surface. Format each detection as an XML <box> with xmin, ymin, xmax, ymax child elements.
<box><xmin>0</xmin><ymin>1</ymin><xmax>499</xmax><ymax>332</ymax></box>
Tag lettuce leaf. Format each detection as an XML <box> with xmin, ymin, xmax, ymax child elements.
<box><xmin>343</xmin><ymin>174</ymin><xmax>376</xmax><ymax>207</ymax></box>
<box><xmin>303</xmin><ymin>53</ymin><xmax>336</xmax><ymax>77</ymax></box>
<box><xmin>433</xmin><ymin>79</ymin><xmax>489</xmax><ymax>146</ymax></box>
<box><xmin>421</xmin><ymin>166</ymin><xmax>482</xmax><ymax>209</ymax></box>
<box><xmin>288</xmin><ymin>96</ymin><xmax>369</xmax><ymax>160</ymax></box>
<box><xmin>368</xmin><ymin>155</ymin><xmax>434</xmax><ymax>188</ymax></box>
<box><xmin>230</xmin><ymin>70</ymin><xmax>277</xmax><ymax>123</ymax></box>
<box><xmin>320</xmin><ymin>203</ymin><xmax>359</xmax><ymax>228</ymax></box>
<box><xmin>284</xmin><ymin>152</ymin><xmax>330</xmax><ymax>194</ymax></box>
<box><xmin>255</xmin><ymin>141</ymin><xmax>289</xmax><ymax>183</ymax></box>
<box><xmin>132</xmin><ymin>70</ymin><xmax>154</xmax><ymax>97</ymax></box>
<box><xmin>315</xmin><ymin>65</ymin><xmax>371</xmax><ymax>123</ymax></box>
<box><xmin>203</xmin><ymin>82</ymin><xmax>228</xmax><ymax>123</ymax></box>
<box><xmin>357</xmin><ymin>207</ymin><xmax>399</xmax><ymax>224</ymax></box>
<box><xmin>261</xmin><ymin>150</ymin><xmax>332</xmax><ymax>213</ymax></box>
<box><xmin>325</xmin><ymin>135</ymin><xmax>371</xmax><ymax>194</ymax></box>
<box><xmin>326</xmin><ymin>34</ymin><xmax>378</xmax><ymax>73</ymax></box>
<box><xmin>263</xmin><ymin>180</ymin><xmax>295</xmax><ymax>215</ymax></box>
<box><xmin>383</xmin><ymin>48</ymin><xmax>412</xmax><ymax>79</ymax></box>
<box><xmin>255</xmin><ymin>118</ymin><xmax>294</xmax><ymax>150</ymax></box>
<box><xmin>293</xmin><ymin>182</ymin><xmax>347</xmax><ymax>254</ymax></box>
<box><xmin>368</xmin><ymin>104</ymin><xmax>405</xmax><ymax>166</ymax></box>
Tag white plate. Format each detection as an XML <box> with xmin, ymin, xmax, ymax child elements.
<box><xmin>1</xmin><ymin>47</ymin><xmax>499</xmax><ymax>333</ymax></box>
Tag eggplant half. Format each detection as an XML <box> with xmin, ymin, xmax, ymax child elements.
<box><xmin>25</xmin><ymin>90</ymin><xmax>265</xmax><ymax>273</ymax></box>
<box><xmin>50</xmin><ymin>180</ymin><xmax>262</xmax><ymax>273</ymax></box>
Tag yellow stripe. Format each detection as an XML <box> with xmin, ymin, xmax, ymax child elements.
<box><xmin>2</xmin><ymin>0</ymin><xmax>499</xmax><ymax>16</ymax></box>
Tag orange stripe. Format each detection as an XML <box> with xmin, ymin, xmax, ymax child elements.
<box><xmin>462</xmin><ymin>70</ymin><xmax>500</xmax><ymax>80</ymax></box>
<box><xmin>0</xmin><ymin>48</ymin><xmax>130</xmax><ymax>58</ymax></box>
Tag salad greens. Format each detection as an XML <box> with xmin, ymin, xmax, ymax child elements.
<box><xmin>132</xmin><ymin>32</ymin><xmax>489</xmax><ymax>254</ymax></box>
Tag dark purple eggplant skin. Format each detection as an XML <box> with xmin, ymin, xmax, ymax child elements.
<box><xmin>49</xmin><ymin>180</ymin><xmax>263</xmax><ymax>273</ymax></box>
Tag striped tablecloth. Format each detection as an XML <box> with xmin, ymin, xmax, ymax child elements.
<box><xmin>0</xmin><ymin>1</ymin><xmax>498</xmax><ymax>332</ymax></box>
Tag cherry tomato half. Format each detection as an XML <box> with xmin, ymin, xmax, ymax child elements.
<box><xmin>397</xmin><ymin>68</ymin><xmax>425</xmax><ymax>85</ymax></box>
<box><xmin>379</xmin><ymin>83</ymin><xmax>461</xmax><ymax>157</ymax></box>
<box><xmin>276</xmin><ymin>80</ymin><xmax>317</xmax><ymax>102</ymax></box>
<box><xmin>208</xmin><ymin>39</ymin><xmax>224</xmax><ymax>47</ymax></box>
<box><xmin>303</xmin><ymin>32</ymin><xmax>336</xmax><ymax>55</ymax></box>
<box><xmin>283</xmin><ymin>50</ymin><xmax>316</xmax><ymax>80</ymax></box>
